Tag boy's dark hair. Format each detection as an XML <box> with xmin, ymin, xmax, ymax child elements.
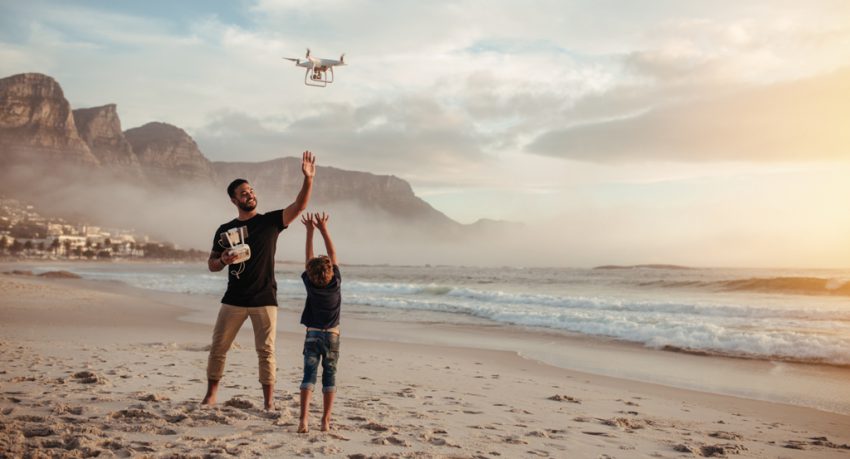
<box><xmin>227</xmin><ymin>178</ymin><xmax>249</xmax><ymax>198</ymax></box>
<box><xmin>306</xmin><ymin>255</ymin><xmax>334</xmax><ymax>287</ymax></box>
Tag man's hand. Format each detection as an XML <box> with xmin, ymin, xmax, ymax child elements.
<box><xmin>312</xmin><ymin>212</ymin><xmax>329</xmax><ymax>232</ymax></box>
<box><xmin>301</xmin><ymin>213</ymin><xmax>315</xmax><ymax>229</ymax></box>
<box><xmin>301</xmin><ymin>150</ymin><xmax>316</xmax><ymax>178</ymax></box>
<box><xmin>220</xmin><ymin>250</ymin><xmax>239</xmax><ymax>266</ymax></box>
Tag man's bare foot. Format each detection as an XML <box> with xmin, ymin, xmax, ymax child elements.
<box><xmin>264</xmin><ymin>402</ymin><xmax>275</xmax><ymax>411</ymax></box>
<box><xmin>202</xmin><ymin>379</ymin><xmax>219</xmax><ymax>406</ymax></box>
<box><xmin>297</xmin><ymin>419</ymin><xmax>309</xmax><ymax>433</ymax></box>
<box><xmin>321</xmin><ymin>416</ymin><xmax>331</xmax><ymax>432</ymax></box>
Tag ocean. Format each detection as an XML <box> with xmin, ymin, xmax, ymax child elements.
<box><xmin>34</xmin><ymin>262</ymin><xmax>850</xmax><ymax>367</ymax></box>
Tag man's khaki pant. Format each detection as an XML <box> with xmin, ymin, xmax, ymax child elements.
<box><xmin>206</xmin><ymin>304</ymin><xmax>277</xmax><ymax>385</ymax></box>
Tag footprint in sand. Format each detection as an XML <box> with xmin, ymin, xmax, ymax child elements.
<box><xmin>709</xmin><ymin>431</ymin><xmax>742</xmax><ymax>441</ymax></box>
<box><xmin>326</xmin><ymin>432</ymin><xmax>350</xmax><ymax>441</ymax></box>
<box><xmin>548</xmin><ymin>394</ymin><xmax>580</xmax><ymax>404</ymax></box>
<box><xmin>546</xmin><ymin>428</ymin><xmax>568</xmax><ymax>440</ymax></box>
<box><xmin>73</xmin><ymin>370</ymin><xmax>106</xmax><ymax>385</ymax></box>
<box><xmin>674</xmin><ymin>443</ymin><xmax>747</xmax><ymax>456</ymax></box>
<box><xmin>502</xmin><ymin>435</ymin><xmax>528</xmax><ymax>445</ymax></box>
<box><xmin>223</xmin><ymin>397</ymin><xmax>254</xmax><ymax>409</ymax></box>
<box><xmin>23</xmin><ymin>425</ymin><xmax>55</xmax><ymax>438</ymax></box>
<box><xmin>138</xmin><ymin>392</ymin><xmax>170</xmax><ymax>402</ymax></box>
<box><xmin>362</xmin><ymin>421</ymin><xmax>392</xmax><ymax>433</ymax></box>
<box><xmin>396</xmin><ymin>387</ymin><xmax>416</xmax><ymax>398</ymax></box>
<box><xmin>163</xmin><ymin>411</ymin><xmax>188</xmax><ymax>423</ymax></box>
<box><xmin>53</xmin><ymin>404</ymin><xmax>85</xmax><ymax>416</ymax></box>
<box><xmin>599</xmin><ymin>417</ymin><xmax>649</xmax><ymax>431</ymax></box>
<box><xmin>372</xmin><ymin>435</ymin><xmax>410</xmax><ymax>446</ymax></box>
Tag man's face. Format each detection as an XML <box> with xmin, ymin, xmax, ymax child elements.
<box><xmin>231</xmin><ymin>183</ymin><xmax>257</xmax><ymax>212</ymax></box>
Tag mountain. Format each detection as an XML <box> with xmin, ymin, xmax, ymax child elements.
<box><xmin>73</xmin><ymin>104</ymin><xmax>142</xmax><ymax>177</ymax></box>
<box><xmin>125</xmin><ymin>122</ymin><xmax>216</xmax><ymax>185</ymax></box>
<box><xmin>0</xmin><ymin>73</ymin><xmax>99</xmax><ymax>165</ymax></box>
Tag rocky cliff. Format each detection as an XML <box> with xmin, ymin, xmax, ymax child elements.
<box><xmin>125</xmin><ymin>122</ymin><xmax>216</xmax><ymax>185</ymax></box>
<box><xmin>73</xmin><ymin>104</ymin><xmax>142</xmax><ymax>177</ymax></box>
<box><xmin>0</xmin><ymin>73</ymin><xmax>99</xmax><ymax>165</ymax></box>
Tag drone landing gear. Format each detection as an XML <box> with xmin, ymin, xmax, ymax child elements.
<box><xmin>304</xmin><ymin>67</ymin><xmax>335</xmax><ymax>87</ymax></box>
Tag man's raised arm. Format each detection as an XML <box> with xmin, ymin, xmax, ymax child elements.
<box><xmin>282</xmin><ymin>150</ymin><xmax>316</xmax><ymax>227</ymax></box>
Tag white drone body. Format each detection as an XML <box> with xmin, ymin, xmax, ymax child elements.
<box><xmin>283</xmin><ymin>49</ymin><xmax>346</xmax><ymax>87</ymax></box>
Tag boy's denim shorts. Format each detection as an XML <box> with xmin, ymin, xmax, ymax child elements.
<box><xmin>300</xmin><ymin>330</ymin><xmax>340</xmax><ymax>393</ymax></box>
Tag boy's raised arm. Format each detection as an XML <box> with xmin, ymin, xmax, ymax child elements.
<box><xmin>301</xmin><ymin>213</ymin><xmax>315</xmax><ymax>268</ymax></box>
<box><xmin>313</xmin><ymin>212</ymin><xmax>338</xmax><ymax>266</ymax></box>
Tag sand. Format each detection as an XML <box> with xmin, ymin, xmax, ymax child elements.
<box><xmin>1</xmin><ymin>271</ymin><xmax>849</xmax><ymax>458</ymax></box>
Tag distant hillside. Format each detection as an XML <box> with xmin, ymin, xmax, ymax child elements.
<box><xmin>213</xmin><ymin>158</ymin><xmax>459</xmax><ymax>226</ymax></box>
<box><xmin>593</xmin><ymin>264</ymin><xmax>694</xmax><ymax>270</ymax></box>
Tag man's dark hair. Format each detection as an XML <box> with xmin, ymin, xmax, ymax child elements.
<box><xmin>227</xmin><ymin>178</ymin><xmax>249</xmax><ymax>198</ymax></box>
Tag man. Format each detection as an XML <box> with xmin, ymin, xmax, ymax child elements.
<box><xmin>202</xmin><ymin>150</ymin><xmax>316</xmax><ymax>410</ymax></box>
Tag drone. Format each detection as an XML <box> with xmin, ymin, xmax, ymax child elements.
<box><xmin>283</xmin><ymin>49</ymin><xmax>346</xmax><ymax>87</ymax></box>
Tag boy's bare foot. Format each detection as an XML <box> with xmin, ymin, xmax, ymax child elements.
<box><xmin>298</xmin><ymin>388</ymin><xmax>312</xmax><ymax>433</ymax></box>
<box><xmin>321</xmin><ymin>391</ymin><xmax>334</xmax><ymax>432</ymax></box>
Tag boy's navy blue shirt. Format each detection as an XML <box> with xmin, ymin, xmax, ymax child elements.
<box><xmin>300</xmin><ymin>265</ymin><xmax>341</xmax><ymax>329</ymax></box>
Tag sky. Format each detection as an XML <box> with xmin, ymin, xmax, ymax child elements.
<box><xmin>2</xmin><ymin>0</ymin><xmax>850</xmax><ymax>267</ymax></box>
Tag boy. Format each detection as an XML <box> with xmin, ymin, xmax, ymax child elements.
<box><xmin>298</xmin><ymin>212</ymin><xmax>341</xmax><ymax>433</ymax></box>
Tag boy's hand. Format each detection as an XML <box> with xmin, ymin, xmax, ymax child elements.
<box><xmin>312</xmin><ymin>212</ymin><xmax>329</xmax><ymax>232</ymax></box>
<box><xmin>300</xmin><ymin>213</ymin><xmax>314</xmax><ymax>229</ymax></box>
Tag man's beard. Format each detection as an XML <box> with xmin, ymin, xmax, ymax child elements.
<box><xmin>238</xmin><ymin>199</ymin><xmax>257</xmax><ymax>212</ymax></box>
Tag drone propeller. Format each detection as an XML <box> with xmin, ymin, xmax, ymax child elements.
<box><xmin>306</xmin><ymin>48</ymin><xmax>311</xmax><ymax>58</ymax></box>
<box><xmin>339</xmin><ymin>53</ymin><xmax>345</xmax><ymax>64</ymax></box>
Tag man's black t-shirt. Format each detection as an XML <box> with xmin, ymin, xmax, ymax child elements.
<box><xmin>211</xmin><ymin>210</ymin><xmax>286</xmax><ymax>307</ymax></box>
<box><xmin>300</xmin><ymin>265</ymin><xmax>341</xmax><ymax>329</ymax></box>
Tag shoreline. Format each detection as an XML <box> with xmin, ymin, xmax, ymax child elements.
<box><xmin>5</xmin><ymin>261</ymin><xmax>850</xmax><ymax>417</ymax></box>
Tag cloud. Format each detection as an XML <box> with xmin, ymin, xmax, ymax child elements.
<box><xmin>193</xmin><ymin>96</ymin><xmax>490</xmax><ymax>185</ymax></box>
<box><xmin>527</xmin><ymin>67</ymin><xmax>850</xmax><ymax>163</ymax></box>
